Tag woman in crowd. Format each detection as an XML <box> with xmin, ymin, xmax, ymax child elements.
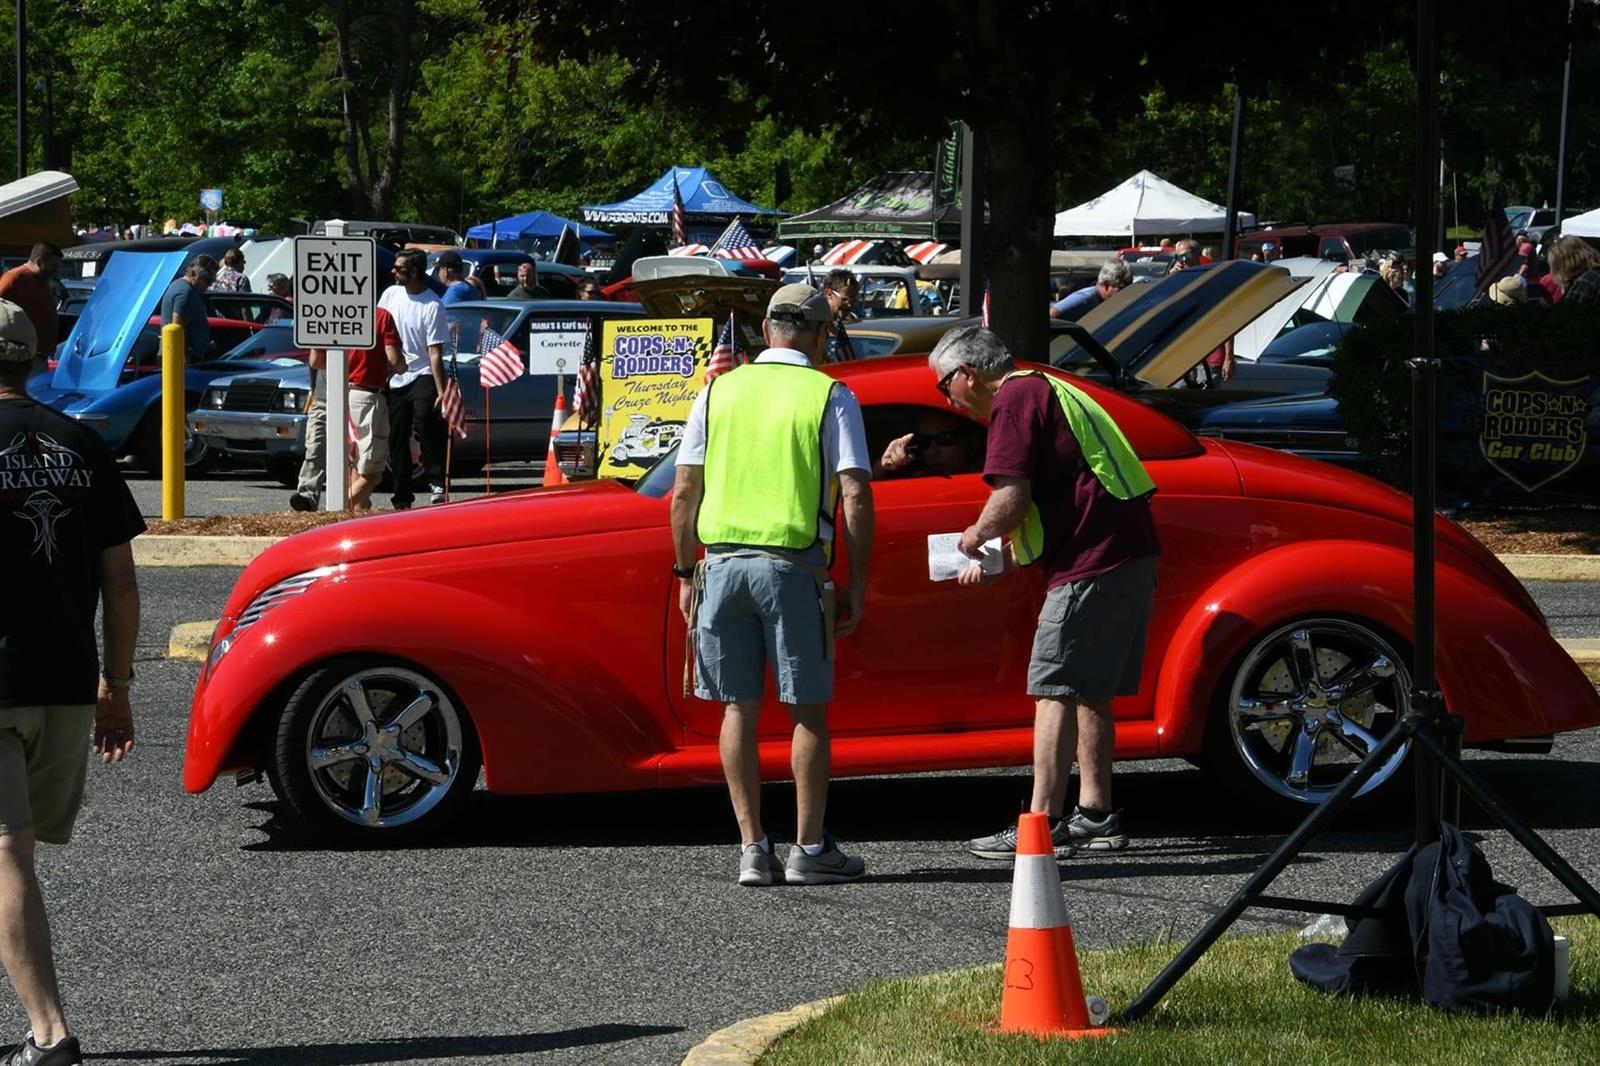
<box><xmin>1547</xmin><ymin>236</ymin><xmax>1600</xmax><ymax>305</ymax></box>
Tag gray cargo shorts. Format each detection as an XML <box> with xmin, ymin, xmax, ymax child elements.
<box><xmin>694</xmin><ymin>547</ymin><xmax>833</xmax><ymax>706</ymax></box>
<box><xmin>1027</xmin><ymin>554</ymin><xmax>1158</xmax><ymax>701</ymax></box>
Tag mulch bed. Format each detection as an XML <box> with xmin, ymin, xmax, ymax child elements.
<box><xmin>143</xmin><ymin>505</ymin><xmax>1600</xmax><ymax>556</ymax></box>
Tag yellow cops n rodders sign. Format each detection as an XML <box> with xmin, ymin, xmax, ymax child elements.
<box><xmin>597</xmin><ymin>318</ymin><xmax>714</xmax><ymax>479</ymax></box>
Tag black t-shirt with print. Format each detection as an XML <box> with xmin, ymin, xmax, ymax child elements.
<box><xmin>0</xmin><ymin>398</ymin><xmax>146</xmax><ymax>707</ymax></box>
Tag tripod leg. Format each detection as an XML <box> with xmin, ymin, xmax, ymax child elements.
<box><xmin>1411</xmin><ymin>728</ymin><xmax>1600</xmax><ymax>919</ymax></box>
<box><xmin>1116</xmin><ymin>721</ymin><xmax>1411</xmax><ymax>1024</ymax></box>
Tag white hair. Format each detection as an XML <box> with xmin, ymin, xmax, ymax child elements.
<box><xmin>928</xmin><ymin>325</ymin><xmax>1013</xmax><ymax>377</ymax></box>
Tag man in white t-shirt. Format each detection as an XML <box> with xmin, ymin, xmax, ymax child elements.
<box><xmin>378</xmin><ymin>249</ymin><xmax>450</xmax><ymax>508</ymax></box>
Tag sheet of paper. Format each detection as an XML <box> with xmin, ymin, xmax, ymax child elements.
<box><xmin>927</xmin><ymin>533</ymin><xmax>1004</xmax><ymax>582</ymax></box>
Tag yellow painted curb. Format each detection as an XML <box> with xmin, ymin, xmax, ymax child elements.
<box><xmin>1498</xmin><ymin>554</ymin><xmax>1600</xmax><ymax>582</ymax></box>
<box><xmin>681</xmin><ymin>996</ymin><xmax>843</xmax><ymax>1066</ymax></box>
<box><xmin>135</xmin><ymin>536</ymin><xmax>281</xmax><ymax>567</ymax></box>
<box><xmin>1560</xmin><ymin>638</ymin><xmax>1600</xmax><ymax>683</ymax></box>
<box><xmin>168</xmin><ymin>620</ymin><xmax>218</xmax><ymax>662</ymax></box>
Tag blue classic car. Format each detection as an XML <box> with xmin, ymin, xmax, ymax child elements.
<box><xmin>189</xmin><ymin>299</ymin><xmax>644</xmax><ymax>485</ymax></box>
<box><xmin>28</xmin><ymin>250</ymin><xmax>300</xmax><ymax>474</ymax></box>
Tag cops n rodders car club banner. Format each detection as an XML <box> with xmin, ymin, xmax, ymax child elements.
<box><xmin>1439</xmin><ymin>358</ymin><xmax>1599</xmax><ymax>504</ymax></box>
<box><xmin>596</xmin><ymin>318</ymin><xmax>714</xmax><ymax>480</ymax></box>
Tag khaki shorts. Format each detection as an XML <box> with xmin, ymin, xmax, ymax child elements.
<box><xmin>349</xmin><ymin>388</ymin><xmax>390</xmax><ymax>476</ymax></box>
<box><xmin>0</xmin><ymin>705</ymin><xmax>95</xmax><ymax>845</ymax></box>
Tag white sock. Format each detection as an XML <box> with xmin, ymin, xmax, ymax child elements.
<box><xmin>799</xmin><ymin>840</ymin><xmax>826</xmax><ymax>856</ymax></box>
<box><xmin>747</xmin><ymin>835</ymin><xmax>772</xmax><ymax>854</ymax></box>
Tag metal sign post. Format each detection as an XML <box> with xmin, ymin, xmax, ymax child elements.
<box><xmin>293</xmin><ymin>236</ymin><xmax>377</xmax><ymax>511</ymax></box>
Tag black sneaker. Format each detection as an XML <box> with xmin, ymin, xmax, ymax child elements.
<box><xmin>1</xmin><ymin>1034</ymin><xmax>82</xmax><ymax>1066</ymax></box>
<box><xmin>1063</xmin><ymin>806</ymin><xmax>1128</xmax><ymax>851</ymax></box>
<box><xmin>288</xmin><ymin>492</ymin><xmax>316</xmax><ymax>512</ymax></box>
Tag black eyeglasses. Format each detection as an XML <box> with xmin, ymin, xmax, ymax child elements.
<box><xmin>936</xmin><ymin>365</ymin><xmax>962</xmax><ymax>398</ymax></box>
<box><xmin>913</xmin><ymin>429</ymin><xmax>963</xmax><ymax>448</ymax></box>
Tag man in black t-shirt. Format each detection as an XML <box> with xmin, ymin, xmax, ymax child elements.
<box><xmin>0</xmin><ymin>299</ymin><xmax>143</xmax><ymax>1066</ymax></box>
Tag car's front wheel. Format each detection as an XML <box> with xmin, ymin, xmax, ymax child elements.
<box><xmin>267</xmin><ymin>658</ymin><xmax>480</xmax><ymax>839</ymax></box>
<box><xmin>1205</xmin><ymin>617</ymin><xmax>1412</xmax><ymax>817</ymax></box>
<box><xmin>134</xmin><ymin>409</ymin><xmax>214</xmax><ymax>477</ymax></box>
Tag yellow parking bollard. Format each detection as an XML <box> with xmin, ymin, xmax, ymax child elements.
<box><xmin>161</xmin><ymin>322</ymin><xmax>185</xmax><ymax>520</ymax></box>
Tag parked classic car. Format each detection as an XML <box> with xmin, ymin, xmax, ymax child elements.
<box><xmin>183</xmin><ymin>353</ymin><xmax>1600</xmax><ymax>838</ymax></box>
<box><xmin>1235</xmin><ymin>224</ymin><xmax>1414</xmax><ymax>264</ymax></box>
<box><xmin>190</xmin><ymin>300</ymin><xmax>644</xmax><ymax>482</ymax></box>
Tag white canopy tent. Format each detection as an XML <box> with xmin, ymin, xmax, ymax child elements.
<box><xmin>1559</xmin><ymin>205</ymin><xmax>1600</xmax><ymax>238</ymax></box>
<box><xmin>1053</xmin><ymin>170</ymin><xmax>1255</xmax><ymax>239</ymax></box>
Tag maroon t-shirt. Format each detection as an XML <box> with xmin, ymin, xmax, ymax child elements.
<box><xmin>347</xmin><ymin>306</ymin><xmax>402</xmax><ymax>391</ymax></box>
<box><xmin>983</xmin><ymin>374</ymin><xmax>1160</xmax><ymax>588</ymax></box>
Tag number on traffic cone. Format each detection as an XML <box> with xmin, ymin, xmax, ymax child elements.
<box><xmin>998</xmin><ymin>812</ymin><xmax>1120</xmax><ymax>1039</ymax></box>
<box><xmin>542</xmin><ymin>392</ymin><xmax>567</xmax><ymax>487</ymax></box>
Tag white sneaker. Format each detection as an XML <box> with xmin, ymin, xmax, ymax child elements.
<box><xmin>429</xmin><ymin>484</ymin><xmax>447</xmax><ymax>505</ymax></box>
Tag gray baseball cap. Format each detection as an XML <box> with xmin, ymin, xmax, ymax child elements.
<box><xmin>0</xmin><ymin>299</ymin><xmax>38</xmax><ymax>362</ymax></box>
<box><xmin>766</xmin><ymin>283</ymin><xmax>831</xmax><ymax>323</ymax></box>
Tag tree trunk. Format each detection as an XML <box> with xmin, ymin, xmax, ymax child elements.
<box><xmin>368</xmin><ymin>0</ymin><xmax>416</xmax><ymax>219</ymax></box>
<box><xmin>332</xmin><ymin>0</ymin><xmax>373</xmax><ymax>216</ymax></box>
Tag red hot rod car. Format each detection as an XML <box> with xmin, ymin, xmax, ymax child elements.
<box><xmin>184</xmin><ymin>357</ymin><xmax>1600</xmax><ymax>837</ymax></box>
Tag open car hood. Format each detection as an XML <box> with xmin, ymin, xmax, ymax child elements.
<box><xmin>49</xmin><ymin>250</ymin><xmax>187</xmax><ymax>393</ymax></box>
<box><xmin>630</xmin><ymin>274</ymin><xmax>781</xmax><ymax>358</ymax></box>
<box><xmin>1052</xmin><ymin>261</ymin><xmax>1308</xmax><ymax>388</ymax></box>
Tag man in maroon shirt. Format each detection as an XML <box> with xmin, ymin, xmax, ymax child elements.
<box><xmin>931</xmin><ymin>326</ymin><xmax>1160</xmax><ymax>860</ymax></box>
<box><xmin>0</xmin><ymin>245</ymin><xmax>62</xmax><ymax>363</ymax></box>
<box><xmin>294</xmin><ymin>305</ymin><xmax>403</xmax><ymax>511</ymax></box>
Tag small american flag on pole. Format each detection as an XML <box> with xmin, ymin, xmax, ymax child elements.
<box><xmin>1475</xmin><ymin>193</ymin><xmax>1519</xmax><ymax>295</ymax></box>
<box><xmin>573</xmin><ymin>325</ymin><xmax>600</xmax><ymax>427</ymax></box>
<box><xmin>670</xmin><ymin>174</ymin><xmax>687</xmax><ymax>247</ymax></box>
<box><xmin>440</xmin><ymin>354</ymin><xmax>468</xmax><ymax>439</ymax></box>
<box><xmin>710</xmin><ymin>218</ymin><xmax>763</xmax><ymax>260</ymax></box>
<box><xmin>706</xmin><ymin>313</ymin><xmax>740</xmax><ymax>383</ymax></box>
<box><xmin>477</xmin><ymin>325</ymin><xmax>523</xmax><ymax>388</ymax></box>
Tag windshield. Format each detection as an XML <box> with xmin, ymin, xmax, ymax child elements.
<box><xmin>1345</xmin><ymin>228</ymin><xmax>1414</xmax><ymax>255</ymax></box>
<box><xmin>445</xmin><ymin>306</ymin><xmax>521</xmax><ymax>359</ymax></box>
<box><xmin>217</xmin><ymin>326</ymin><xmax>305</xmax><ymax>365</ymax></box>
<box><xmin>634</xmin><ymin>443</ymin><xmax>680</xmax><ymax>498</ymax></box>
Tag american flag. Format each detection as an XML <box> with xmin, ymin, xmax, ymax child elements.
<box><xmin>706</xmin><ymin>313</ymin><xmax>740</xmax><ymax>383</ymax></box>
<box><xmin>670</xmin><ymin>174</ymin><xmax>687</xmax><ymax>247</ymax></box>
<box><xmin>478</xmin><ymin>325</ymin><xmax>523</xmax><ymax>388</ymax></box>
<box><xmin>440</xmin><ymin>354</ymin><xmax>468</xmax><ymax>439</ymax></box>
<box><xmin>710</xmin><ymin>218</ymin><xmax>763</xmax><ymax>260</ymax></box>
<box><xmin>1476</xmin><ymin>192</ymin><xmax>1519</xmax><ymax>295</ymax></box>
<box><xmin>573</xmin><ymin>325</ymin><xmax>599</xmax><ymax>427</ymax></box>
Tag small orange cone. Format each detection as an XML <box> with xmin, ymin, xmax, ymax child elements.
<box><xmin>998</xmin><ymin>812</ymin><xmax>1119</xmax><ymax>1039</ymax></box>
<box><xmin>542</xmin><ymin>393</ymin><xmax>567</xmax><ymax>487</ymax></box>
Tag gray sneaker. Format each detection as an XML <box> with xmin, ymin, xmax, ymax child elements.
<box><xmin>738</xmin><ymin>843</ymin><xmax>784</xmax><ymax>887</ymax></box>
<box><xmin>784</xmin><ymin>833</ymin><xmax>865</xmax><ymax>884</ymax></box>
<box><xmin>1064</xmin><ymin>807</ymin><xmax>1128</xmax><ymax>851</ymax></box>
<box><xmin>968</xmin><ymin>819</ymin><xmax>1075</xmax><ymax>860</ymax></box>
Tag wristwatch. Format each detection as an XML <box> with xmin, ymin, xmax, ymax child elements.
<box><xmin>671</xmin><ymin>564</ymin><xmax>695</xmax><ymax>579</ymax></box>
<box><xmin>102</xmin><ymin>667</ymin><xmax>135</xmax><ymax>689</ymax></box>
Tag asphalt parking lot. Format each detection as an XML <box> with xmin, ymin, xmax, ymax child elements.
<box><xmin>5</xmin><ymin>569</ymin><xmax>1598</xmax><ymax>1065</ymax></box>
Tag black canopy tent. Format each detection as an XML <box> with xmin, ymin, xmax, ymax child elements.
<box><xmin>776</xmin><ymin>171</ymin><xmax>961</xmax><ymax>243</ymax></box>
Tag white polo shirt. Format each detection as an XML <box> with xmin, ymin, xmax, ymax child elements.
<box><xmin>679</xmin><ymin>348</ymin><xmax>871</xmax><ymax>542</ymax></box>
<box><xmin>378</xmin><ymin>283</ymin><xmax>450</xmax><ymax>389</ymax></box>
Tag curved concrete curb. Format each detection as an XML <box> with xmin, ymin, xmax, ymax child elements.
<box><xmin>1564</xmin><ymin>638</ymin><xmax>1600</xmax><ymax>683</ymax></box>
<box><xmin>168</xmin><ymin>621</ymin><xmax>218</xmax><ymax>662</ymax></box>
<box><xmin>1498</xmin><ymin>554</ymin><xmax>1600</xmax><ymax>582</ymax></box>
<box><xmin>681</xmin><ymin>996</ymin><xmax>843</xmax><ymax>1066</ymax></box>
<box><xmin>135</xmin><ymin>536</ymin><xmax>280</xmax><ymax>567</ymax></box>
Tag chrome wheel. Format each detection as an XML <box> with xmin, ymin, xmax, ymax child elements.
<box><xmin>303</xmin><ymin>666</ymin><xmax>466</xmax><ymax>829</ymax></box>
<box><xmin>1228</xmin><ymin>619</ymin><xmax>1410</xmax><ymax>804</ymax></box>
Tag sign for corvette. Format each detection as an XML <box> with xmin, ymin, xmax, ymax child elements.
<box><xmin>596</xmin><ymin>318</ymin><xmax>714</xmax><ymax>479</ymax></box>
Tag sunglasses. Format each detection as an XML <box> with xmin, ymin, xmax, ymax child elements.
<box><xmin>936</xmin><ymin>365</ymin><xmax>962</xmax><ymax>398</ymax></box>
<box><xmin>913</xmin><ymin>429</ymin><xmax>963</xmax><ymax>448</ymax></box>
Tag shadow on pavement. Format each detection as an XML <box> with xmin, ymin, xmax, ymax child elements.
<box><xmin>91</xmin><ymin>1024</ymin><xmax>681</xmax><ymax>1064</ymax></box>
<box><xmin>238</xmin><ymin>752</ymin><xmax>1600</xmax><ymax>853</ymax></box>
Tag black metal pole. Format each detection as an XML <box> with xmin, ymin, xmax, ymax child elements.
<box><xmin>14</xmin><ymin>0</ymin><xmax>24</xmax><ymax>180</ymax></box>
<box><xmin>1555</xmin><ymin>0</ymin><xmax>1574</xmax><ymax>229</ymax></box>
<box><xmin>1223</xmin><ymin>91</ymin><xmax>1245</xmax><ymax>259</ymax></box>
<box><xmin>958</xmin><ymin>121</ymin><xmax>984</xmax><ymax>318</ymax></box>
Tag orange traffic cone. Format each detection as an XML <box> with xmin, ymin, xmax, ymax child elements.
<box><xmin>542</xmin><ymin>393</ymin><xmax>567</xmax><ymax>487</ymax></box>
<box><xmin>998</xmin><ymin>812</ymin><xmax>1119</xmax><ymax>1039</ymax></box>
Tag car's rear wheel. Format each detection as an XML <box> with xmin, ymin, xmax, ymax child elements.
<box><xmin>267</xmin><ymin>658</ymin><xmax>480</xmax><ymax>839</ymax></box>
<box><xmin>134</xmin><ymin>409</ymin><xmax>214</xmax><ymax>477</ymax></box>
<box><xmin>1205</xmin><ymin>617</ymin><xmax>1412</xmax><ymax>818</ymax></box>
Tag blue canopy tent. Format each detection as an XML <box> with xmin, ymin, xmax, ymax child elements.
<box><xmin>465</xmin><ymin>210</ymin><xmax>613</xmax><ymax>247</ymax></box>
<box><xmin>582</xmin><ymin>168</ymin><xmax>783</xmax><ymax>245</ymax></box>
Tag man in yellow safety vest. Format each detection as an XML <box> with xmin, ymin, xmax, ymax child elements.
<box><xmin>933</xmin><ymin>325</ymin><xmax>1160</xmax><ymax>860</ymax></box>
<box><xmin>670</xmin><ymin>284</ymin><xmax>875</xmax><ymax>886</ymax></box>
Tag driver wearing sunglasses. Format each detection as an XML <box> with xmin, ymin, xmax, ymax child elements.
<box><xmin>878</xmin><ymin>410</ymin><xmax>981</xmax><ymax>478</ymax></box>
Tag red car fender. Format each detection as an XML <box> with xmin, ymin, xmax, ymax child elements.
<box><xmin>183</xmin><ymin>577</ymin><xmax>678</xmax><ymax>795</ymax></box>
<box><xmin>1151</xmin><ymin>540</ymin><xmax>1600</xmax><ymax>756</ymax></box>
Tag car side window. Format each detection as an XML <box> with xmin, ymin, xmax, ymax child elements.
<box><xmin>1319</xmin><ymin>238</ymin><xmax>1349</xmax><ymax>263</ymax></box>
<box><xmin>864</xmin><ymin>403</ymin><xmax>986</xmax><ymax>480</ymax></box>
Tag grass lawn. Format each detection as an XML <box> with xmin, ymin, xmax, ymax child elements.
<box><xmin>762</xmin><ymin>918</ymin><xmax>1598</xmax><ymax>1065</ymax></box>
